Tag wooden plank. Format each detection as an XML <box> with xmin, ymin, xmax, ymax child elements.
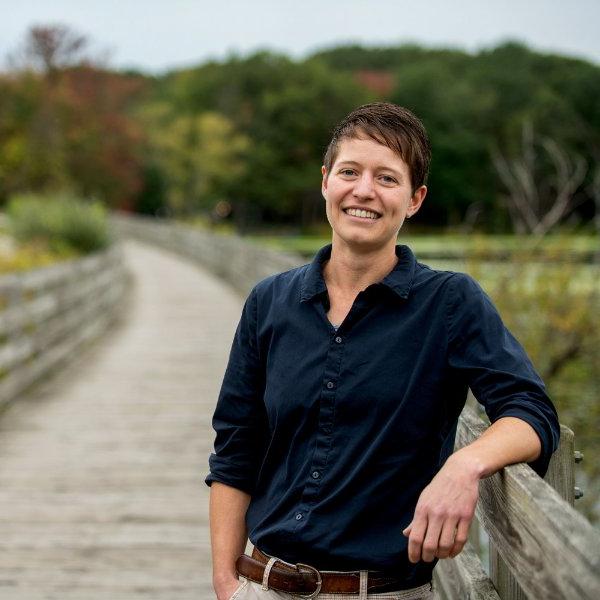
<box><xmin>0</xmin><ymin>295</ymin><xmax>58</xmax><ymax>337</ymax></box>
<box><xmin>455</xmin><ymin>406</ymin><xmax>600</xmax><ymax>599</ymax></box>
<box><xmin>488</xmin><ymin>423</ymin><xmax>576</xmax><ymax>600</ymax></box>
<box><xmin>0</xmin><ymin>246</ymin><xmax>122</xmax><ymax>300</ymax></box>
<box><xmin>0</xmin><ymin>292</ymin><xmax>122</xmax><ymax>407</ymax></box>
<box><xmin>0</xmin><ymin>264</ymin><xmax>123</xmax><ymax>337</ymax></box>
<box><xmin>489</xmin><ymin>545</ymin><xmax>527</xmax><ymax>600</ymax></box>
<box><xmin>0</xmin><ymin>336</ymin><xmax>35</xmax><ymax>372</ymax></box>
<box><xmin>29</xmin><ymin>279</ymin><xmax>124</xmax><ymax>356</ymax></box>
<box><xmin>537</xmin><ymin>424</ymin><xmax>575</xmax><ymax>505</ymax></box>
<box><xmin>111</xmin><ymin>214</ymin><xmax>301</xmax><ymax>297</ymax></box>
<box><xmin>434</xmin><ymin>541</ymin><xmax>501</xmax><ymax>600</ymax></box>
<box><xmin>13</xmin><ymin>262</ymin><xmax>73</xmax><ymax>295</ymax></box>
<box><xmin>0</xmin><ymin>241</ymin><xmax>229</xmax><ymax>598</ymax></box>
<box><xmin>0</xmin><ymin>256</ymin><xmax>127</xmax><ymax>409</ymax></box>
<box><xmin>0</xmin><ymin>274</ymin><xmax>22</xmax><ymax>311</ymax></box>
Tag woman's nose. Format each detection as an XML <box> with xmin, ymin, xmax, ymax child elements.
<box><xmin>353</xmin><ymin>173</ymin><xmax>375</xmax><ymax>198</ymax></box>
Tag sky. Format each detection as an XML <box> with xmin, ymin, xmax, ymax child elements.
<box><xmin>1</xmin><ymin>0</ymin><xmax>599</xmax><ymax>73</ymax></box>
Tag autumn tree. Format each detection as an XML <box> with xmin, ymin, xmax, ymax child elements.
<box><xmin>0</xmin><ymin>25</ymin><xmax>147</xmax><ymax>208</ymax></box>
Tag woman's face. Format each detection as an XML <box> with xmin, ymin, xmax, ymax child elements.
<box><xmin>321</xmin><ymin>135</ymin><xmax>427</xmax><ymax>254</ymax></box>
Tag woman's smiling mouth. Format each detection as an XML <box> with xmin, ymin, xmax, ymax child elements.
<box><xmin>343</xmin><ymin>207</ymin><xmax>381</xmax><ymax>220</ymax></box>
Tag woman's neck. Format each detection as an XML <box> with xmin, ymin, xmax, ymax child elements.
<box><xmin>323</xmin><ymin>241</ymin><xmax>398</xmax><ymax>296</ymax></box>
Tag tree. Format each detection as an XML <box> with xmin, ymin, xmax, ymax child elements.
<box><xmin>589</xmin><ymin>167</ymin><xmax>600</xmax><ymax>235</ymax></box>
<box><xmin>9</xmin><ymin>24</ymin><xmax>89</xmax><ymax>83</ymax></box>
<box><xmin>466</xmin><ymin>242</ymin><xmax>600</xmax><ymax>524</ymax></box>
<box><xmin>138</xmin><ymin>105</ymin><xmax>249</xmax><ymax>216</ymax></box>
<box><xmin>152</xmin><ymin>52</ymin><xmax>371</xmax><ymax>228</ymax></box>
<box><xmin>0</xmin><ymin>25</ymin><xmax>147</xmax><ymax>207</ymax></box>
<box><xmin>492</xmin><ymin>122</ymin><xmax>589</xmax><ymax>235</ymax></box>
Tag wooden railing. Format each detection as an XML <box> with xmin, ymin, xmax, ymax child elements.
<box><xmin>434</xmin><ymin>404</ymin><xmax>600</xmax><ymax>599</ymax></box>
<box><xmin>0</xmin><ymin>245</ymin><xmax>129</xmax><ymax>411</ymax></box>
<box><xmin>112</xmin><ymin>213</ymin><xmax>600</xmax><ymax>599</ymax></box>
<box><xmin>111</xmin><ymin>213</ymin><xmax>300</xmax><ymax>297</ymax></box>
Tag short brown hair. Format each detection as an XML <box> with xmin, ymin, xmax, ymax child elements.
<box><xmin>323</xmin><ymin>102</ymin><xmax>431</xmax><ymax>191</ymax></box>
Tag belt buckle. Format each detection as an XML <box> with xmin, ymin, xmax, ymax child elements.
<box><xmin>294</xmin><ymin>562</ymin><xmax>322</xmax><ymax>599</ymax></box>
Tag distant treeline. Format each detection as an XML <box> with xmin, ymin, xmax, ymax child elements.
<box><xmin>1</xmin><ymin>28</ymin><xmax>599</xmax><ymax>232</ymax></box>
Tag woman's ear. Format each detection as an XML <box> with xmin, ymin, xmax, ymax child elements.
<box><xmin>321</xmin><ymin>165</ymin><xmax>328</xmax><ymax>199</ymax></box>
<box><xmin>407</xmin><ymin>185</ymin><xmax>427</xmax><ymax>218</ymax></box>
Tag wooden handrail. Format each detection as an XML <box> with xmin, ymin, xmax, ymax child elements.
<box><xmin>436</xmin><ymin>405</ymin><xmax>600</xmax><ymax>599</ymax></box>
<box><xmin>0</xmin><ymin>245</ymin><xmax>128</xmax><ymax>409</ymax></box>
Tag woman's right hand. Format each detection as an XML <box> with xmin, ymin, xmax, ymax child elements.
<box><xmin>214</xmin><ymin>576</ymin><xmax>243</xmax><ymax>600</ymax></box>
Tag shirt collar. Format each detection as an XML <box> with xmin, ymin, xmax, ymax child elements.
<box><xmin>300</xmin><ymin>243</ymin><xmax>417</xmax><ymax>303</ymax></box>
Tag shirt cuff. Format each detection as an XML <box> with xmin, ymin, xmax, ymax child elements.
<box><xmin>205</xmin><ymin>453</ymin><xmax>256</xmax><ymax>494</ymax></box>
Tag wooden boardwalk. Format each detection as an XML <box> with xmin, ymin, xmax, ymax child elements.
<box><xmin>0</xmin><ymin>240</ymin><xmax>246</xmax><ymax>599</ymax></box>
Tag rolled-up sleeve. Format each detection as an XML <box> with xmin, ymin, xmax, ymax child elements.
<box><xmin>446</xmin><ymin>273</ymin><xmax>560</xmax><ymax>477</ymax></box>
<box><xmin>205</xmin><ymin>286</ymin><xmax>268</xmax><ymax>494</ymax></box>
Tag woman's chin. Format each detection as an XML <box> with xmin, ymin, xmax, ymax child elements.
<box><xmin>332</xmin><ymin>232</ymin><xmax>395</xmax><ymax>253</ymax></box>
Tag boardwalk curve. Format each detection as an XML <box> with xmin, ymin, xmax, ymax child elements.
<box><xmin>0</xmin><ymin>240</ymin><xmax>246</xmax><ymax>599</ymax></box>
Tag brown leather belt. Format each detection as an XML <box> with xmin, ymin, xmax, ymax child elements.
<box><xmin>235</xmin><ymin>547</ymin><xmax>415</xmax><ymax>596</ymax></box>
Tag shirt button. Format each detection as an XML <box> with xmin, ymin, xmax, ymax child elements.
<box><xmin>335</xmin><ymin>336</ymin><xmax>342</xmax><ymax>344</ymax></box>
<box><xmin>326</xmin><ymin>381</ymin><xmax>334</xmax><ymax>389</ymax></box>
<box><xmin>295</xmin><ymin>513</ymin><xmax>303</xmax><ymax>520</ymax></box>
<box><xmin>312</xmin><ymin>471</ymin><xmax>320</xmax><ymax>479</ymax></box>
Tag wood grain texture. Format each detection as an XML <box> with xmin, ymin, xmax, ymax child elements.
<box><xmin>0</xmin><ymin>247</ymin><xmax>127</xmax><ymax>409</ymax></box>
<box><xmin>487</xmin><ymin>424</ymin><xmax>575</xmax><ymax>600</ymax></box>
<box><xmin>0</xmin><ymin>240</ymin><xmax>246</xmax><ymax>599</ymax></box>
<box><xmin>434</xmin><ymin>541</ymin><xmax>501</xmax><ymax>600</ymax></box>
<box><xmin>455</xmin><ymin>406</ymin><xmax>600</xmax><ymax>599</ymax></box>
<box><xmin>544</xmin><ymin>424</ymin><xmax>575</xmax><ymax>505</ymax></box>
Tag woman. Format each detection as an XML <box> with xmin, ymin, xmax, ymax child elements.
<box><xmin>206</xmin><ymin>103</ymin><xmax>559</xmax><ymax>600</ymax></box>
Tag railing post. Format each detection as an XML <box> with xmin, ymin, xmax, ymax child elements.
<box><xmin>544</xmin><ymin>424</ymin><xmax>576</xmax><ymax>505</ymax></box>
<box><xmin>488</xmin><ymin>424</ymin><xmax>576</xmax><ymax>599</ymax></box>
<box><xmin>489</xmin><ymin>547</ymin><xmax>528</xmax><ymax>600</ymax></box>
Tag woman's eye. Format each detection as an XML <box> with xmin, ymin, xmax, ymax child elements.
<box><xmin>340</xmin><ymin>169</ymin><xmax>355</xmax><ymax>176</ymax></box>
<box><xmin>380</xmin><ymin>175</ymin><xmax>397</xmax><ymax>184</ymax></box>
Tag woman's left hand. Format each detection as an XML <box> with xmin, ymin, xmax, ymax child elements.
<box><xmin>402</xmin><ymin>454</ymin><xmax>480</xmax><ymax>563</ymax></box>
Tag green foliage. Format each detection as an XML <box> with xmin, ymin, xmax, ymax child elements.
<box><xmin>137</xmin><ymin>106</ymin><xmax>249</xmax><ymax>215</ymax></box>
<box><xmin>152</xmin><ymin>52</ymin><xmax>371</xmax><ymax>228</ymax></box>
<box><xmin>149</xmin><ymin>42</ymin><xmax>599</xmax><ymax>231</ymax></box>
<box><xmin>390</xmin><ymin>53</ymin><xmax>493</xmax><ymax>224</ymax></box>
<box><xmin>134</xmin><ymin>162</ymin><xmax>168</xmax><ymax>217</ymax></box>
<box><xmin>0</xmin><ymin>47</ymin><xmax>148</xmax><ymax>208</ymax></box>
<box><xmin>312</xmin><ymin>42</ymin><xmax>600</xmax><ymax>229</ymax></box>
<box><xmin>466</xmin><ymin>239</ymin><xmax>600</xmax><ymax>524</ymax></box>
<box><xmin>310</xmin><ymin>43</ymin><xmax>437</xmax><ymax>71</ymax></box>
<box><xmin>6</xmin><ymin>192</ymin><xmax>111</xmax><ymax>253</ymax></box>
<box><xmin>3</xmin><ymin>30</ymin><xmax>600</xmax><ymax>231</ymax></box>
<box><xmin>247</xmin><ymin>232</ymin><xmax>599</xmax><ymax>260</ymax></box>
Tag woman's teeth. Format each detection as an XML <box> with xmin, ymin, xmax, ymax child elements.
<box><xmin>344</xmin><ymin>208</ymin><xmax>379</xmax><ymax>220</ymax></box>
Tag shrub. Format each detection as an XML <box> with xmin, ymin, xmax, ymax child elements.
<box><xmin>466</xmin><ymin>238</ymin><xmax>600</xmax><ymax>525</ymax></box>
<box><xmin>5</xmin><ymin>193</ymin><xmax>110</xmax><ymax>254</ymax></box>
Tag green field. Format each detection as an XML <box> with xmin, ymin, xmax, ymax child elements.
<box><xmin>245</xmin><ymin>233</ymin><xmax>599</xmax><ymax>259</ymax></box>
<box><xmin>244</xmin><ymin>233</ymin><xmax>600</xmax><ymax>293</ymax></box>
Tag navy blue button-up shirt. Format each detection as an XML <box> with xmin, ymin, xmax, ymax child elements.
<box><xmin>205</xmin><ymin>243</ymin><xmax>560</xmax><ymax>585</ymax></box>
